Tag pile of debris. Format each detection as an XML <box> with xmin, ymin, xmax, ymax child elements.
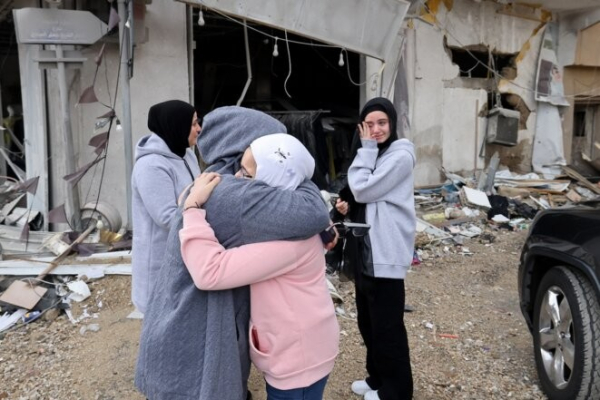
<box><xmin>0</xmin><ymin>218</ymin><xmax>132</xmax><ymax>335</ymax></box>
<box><xmin>412</xmin><ymin>162</ymin><xmax>599</xmax><ymax>264</ymax></box>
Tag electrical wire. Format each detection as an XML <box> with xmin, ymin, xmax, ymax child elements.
<box><xmin>80</xmin><ymin>2</ymin><xmax>127</xmax><ymax>232</ymax></box>
<box><xmin>194</xmin><ymin>1</ymin><xmax>378</xmax><ymax>89</ymax></box>
<box><xmin>342</xmin><ymin>48</ymin><xmax>380</xmax><ymax>87</ymax></box>
<box><xmin>283</xmin><ymin>29</ymin><xmax>293</xmax><ymax>98</ymax></box>
<box><xmin>21</xmin><ymin>277</ymin><xmax>66</xmax><ymax>287</ymax></box>
<box><xmin>458</xmin><ymin>63</ymin><xmax>479</xmax><ymax>76</ymax></box>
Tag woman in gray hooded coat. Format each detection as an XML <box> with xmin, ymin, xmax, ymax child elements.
<box><xmin>131</xmin><ymin>100</ymin><xmax>201</xmax><ymax>314</ymax></box>
<box><xmin>135</xmin><ymin>106</ymin><xmax>331</xmax><ymax>400</ymax></box>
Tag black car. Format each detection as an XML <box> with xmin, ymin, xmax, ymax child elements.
<box><xmin>519</xmin><ymin>204</ymin><xmax>600</xmax><ymax>400</ymax></box>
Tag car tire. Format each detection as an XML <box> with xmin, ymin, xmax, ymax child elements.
<box><xmin>533</xmin><ymin>266</ymin><xmax>600</xmax><ymax>400</ymax></box>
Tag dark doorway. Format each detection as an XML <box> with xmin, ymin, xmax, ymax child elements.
<box><xmin>0</xmin><ymin>14</ymin><xmax>24</xmax><ymax>179</ymax></box>
<box><xmin>192</xmin><ymin>9</ymin><xmax>361</xmax><ymax>189</ymax></box>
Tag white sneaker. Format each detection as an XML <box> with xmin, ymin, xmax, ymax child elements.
<box><xmin>351</xmin><ymin>380</ymin><xmax>372</xmax><ymax>395</ymax></box>
<box><xmin>364</xmin><ymin>390</ymin><xmax>381</xmax><ymax>400</ymax></box>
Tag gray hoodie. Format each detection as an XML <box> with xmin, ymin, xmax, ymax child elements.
<box><xmin>135</xmin><ymin>107</ymin><xmax>330</xmax><ymax>400</ymax></box>
<box><xmin>348</xmin><ymin>138</ymin><xmax>416</xmax><ymax>279</ymax></box>
<box><xmin>131</xmin><ymin>133</ymin><xmax>200</xmax><ymax>313</ymax></box>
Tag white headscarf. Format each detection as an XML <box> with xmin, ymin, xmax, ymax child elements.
<box><xmin>250</xmin><ymin>133</ymin><xmax>315</xmax><ymax>191</ymax></box>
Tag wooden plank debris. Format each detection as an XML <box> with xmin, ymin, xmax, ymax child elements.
<box><xmin>562</xmin><ymin>166</ymin><xmax>600</xmax><ymax>195</ymax></box>
<box><xmin>565</xmin><ymin>189</ymin><xmax>582</xmax><ymax>203</ymax></box>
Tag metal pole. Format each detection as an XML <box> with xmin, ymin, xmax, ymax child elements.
<box><xmin>0</xmin><ymin>84</ymin><xmax>6</xmax><ymax>178</ymax></box>
<box><xmin>118</xmin><ymin>0</ymin><xmax>133</xmax><ymax>229</ymax></box>
<box><xmin>56</xmin><ymin>44</ymin><xmax>82</xmax><ymax>231</ymax></box>
<box><xmin>186</xmin><ymin>5</ymin><xmax>194</xmax><ymax>104</ymax></box>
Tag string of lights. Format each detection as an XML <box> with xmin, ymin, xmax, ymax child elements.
<box><xmin>192</xmin><ymin>2</ymin><xmax>376</xmax><ymax>88</ymax></box>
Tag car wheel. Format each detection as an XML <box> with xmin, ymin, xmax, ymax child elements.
<box><xmin>533</xmin><ymin>266</ymin><xmax>600</xmax><ymax>400</ymax></box>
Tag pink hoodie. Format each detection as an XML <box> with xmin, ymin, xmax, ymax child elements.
<box><xmin>180</xmin><ymin>208</ymin><xmax>339</xmax><ymax>390</ymax></box>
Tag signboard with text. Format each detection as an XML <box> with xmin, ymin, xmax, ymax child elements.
<box><xmin>13</xmin><ymin>8</ymin><xmax>108</xmax><ymax>45</ymax></box>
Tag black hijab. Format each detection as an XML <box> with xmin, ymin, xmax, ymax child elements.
<box><xmin>350</xmin><ymin>96</ymin><xmax>399</xmax><ymax>159</ymax></box>
<box><xmin>147</xmin><ymin>100</ymin><xmax>196</xmax><ymax>158</ymax></box>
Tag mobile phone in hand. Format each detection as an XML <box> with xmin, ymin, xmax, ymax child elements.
<box><xmin>319</xmin><ymin>225</ymin><xmax>337</xmax><ymax>244</ymax></box>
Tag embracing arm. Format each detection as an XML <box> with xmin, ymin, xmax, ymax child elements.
<box><xmin>180</xmin><ymin>208</ymin><xmax>303</xmax><ymax>290</ymax></box>
<box><xmin>241</xmin><ymin>179</ymin><xmax>330</xmax><ymax>243</ymax></box>
<box><xmin>348</xmin><ymin>140</ymin><xmax>412</xmax><ymax>203</ymax></box>
<box><xmin>133</xmin><ymin>161</ymin><xmax>179</xmax><ymax>229</ymax></box>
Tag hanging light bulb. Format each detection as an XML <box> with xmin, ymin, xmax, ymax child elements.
<box><xmin>273</xmin><ymin>37</ymin><xmax>279</xmax><ymax>57</ymax></box>
<box><xmin>197</xmin><ymin>9</ymin><xmax>205</xmax><ymax>26</ymax></box>
<box><xmin>116</xmin><ymin>119</ymin><xmax>123</xmax><ymax>133</ymax></box>
<box><xmin>338</xmin><ymin>49</ymin><xmax>345</xmax><ymax>67</ymax></box>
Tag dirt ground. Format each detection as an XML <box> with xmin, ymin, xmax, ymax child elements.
<box><xmin>0</xmin><ymin>227</ymin><xmax>547</xmax><ymax>400</ymax></box>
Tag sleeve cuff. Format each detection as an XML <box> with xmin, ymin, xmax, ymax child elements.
<box><xmin>360</xmin><ymin>139</ymin><xmax>378</xmax><ymax>149</ymax></box>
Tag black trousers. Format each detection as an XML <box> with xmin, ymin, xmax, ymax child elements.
<box><xmin>355</xmin><ymin>272</ymin><xmax>413</xmax><ymax>400</ymax></box>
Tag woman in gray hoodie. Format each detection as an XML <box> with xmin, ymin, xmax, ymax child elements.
<box><xmin>131</xmin><ymin>100</ymin><xmax>201</xmax><ymax>314</ymax></box>
<box><xmin>335</xmin><ymin>97</ymin><xmax>416</xmax><ymax>400</ymax></box>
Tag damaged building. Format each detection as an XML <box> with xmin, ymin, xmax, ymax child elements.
<box><xmin>0</xmin><ymin>0</ymin><xmax>599</xmax><ymax>234</ymax></box>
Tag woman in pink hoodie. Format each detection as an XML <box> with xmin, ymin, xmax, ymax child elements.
<box><xmin>180</xmin><ymin>134</ymin><xmax>339</xmax><ymax>400</ymax></box>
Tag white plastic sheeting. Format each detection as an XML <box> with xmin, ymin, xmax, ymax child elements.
<box><xmin>532</xmin><ymin>102</ymin><xmax>567</xmax><ymax>179</ymax></box>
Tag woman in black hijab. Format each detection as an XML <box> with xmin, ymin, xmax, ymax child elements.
<box><xmin>131</xmin><ymin>100</ymin><xmax>202</xmax><ymax>314</ymax></box>
<box><xmin>334</xmin><ymin>97</ymin><xmax>416</xmax><ymax>400</ymax></box>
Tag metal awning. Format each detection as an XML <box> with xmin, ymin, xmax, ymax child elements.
<box><xmin>179</xmin><ymin>0</ymin><xmax>408</xmax><ymax>61</ymax></box>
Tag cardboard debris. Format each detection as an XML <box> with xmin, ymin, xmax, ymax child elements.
<box><xmin>0</xmin><ymin>280</ymin><xmax>48</xmax><ymax>311</ymax></box>
<box><xmin>565</xmin><ymin>189</ymin><xmax>582</xmax><ymax>203</ymax></box>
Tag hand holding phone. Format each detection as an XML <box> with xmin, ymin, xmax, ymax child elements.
<box><xmin>320</xmin><ymin>224</ymin><xmax>337</xmax><ymax>244</ymax></box>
